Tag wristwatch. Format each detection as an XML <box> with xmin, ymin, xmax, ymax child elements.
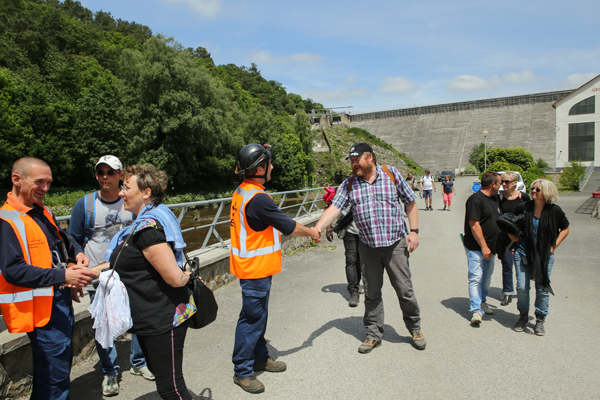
<box><xmin>410</xmin><ymin>229</ymin><xmax>419</xmax><ymax>234</ymax></box>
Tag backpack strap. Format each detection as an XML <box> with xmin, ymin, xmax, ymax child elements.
<box><xmin>83</xmin><ymin>192</ymin><xmax>96</xmax><ymax>245</ymax></box>
<box><xmin>382</xmin><ymin>165</ymin><xmax>396</xmax><ymax>186</ymax></box>
<box><xmin>346</xmin><ymin>176</ymin><xmax>355</xmax><ymax>192</ymax></box>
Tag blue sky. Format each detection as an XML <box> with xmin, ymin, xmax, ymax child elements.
<box><xmin>81</xmin><ymin>0</ymin><xmax>600</xmax><ymax>113</ymax></box>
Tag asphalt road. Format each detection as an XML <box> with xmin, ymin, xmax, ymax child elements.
<box><xmin>68</xmin><ymin>176</ymin><xmax>600</xmax><ymax>400</ymax></box>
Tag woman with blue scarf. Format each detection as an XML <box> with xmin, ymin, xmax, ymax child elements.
<box><xmin>103</xmin><ymin>164</ymin><xmax>195</xmax><ymax>400</ymax></box>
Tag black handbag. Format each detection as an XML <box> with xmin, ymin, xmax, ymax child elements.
<box><xmin>184</xmin><ymin>252</ymin><xmax>218</xmax><ymax>329</ymax></box>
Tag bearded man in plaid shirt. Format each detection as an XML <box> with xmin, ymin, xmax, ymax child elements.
<box><xmin>316</xmin><ymin>143</ymin><xmax>426</xmax><ymax>353</ymax></box>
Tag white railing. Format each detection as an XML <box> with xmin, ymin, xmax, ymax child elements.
<box><xmin>56</xmin><ymin>187</ymin><xmax>327</xmax><ymax>250</ymax></box>
<box><xmin>579</xmin><ymin>162</ymin><xmax>595</xmax><ymax>191</ymax></box>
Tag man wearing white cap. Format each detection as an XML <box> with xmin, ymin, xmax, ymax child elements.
<box><xmin>69</xmin><ymin>155</ymin><xmax>154</xmax><ymax>396</ymax></box>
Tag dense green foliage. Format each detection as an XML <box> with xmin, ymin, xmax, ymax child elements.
<box><xmin>0</xmin><ymin>0</ymin><xmax>324</xmax><ymax>190</ymax></box>
<box><xmin>475</xmin><ymin>147</ymin><xmax>535</xmax><ymax>172</ymax></box>
<box><xmin>468</xmin><ymin>143</ymin><xmax>486</xmax><ymax>168</ymax></box>
<box><xmin>536</xmin><ymin>158</ymin><xmax>550</xmax><ymax>170</ymax></box>
<box><xmin>464</xmin><ymin>165</ymin><xmax>478</xmax><ymax>174</ymax></box>
<box><xmin>478</xmin><ymin>147</ymin><xmax>549</xmax><ymax>189</ymax></box>
<box><xmin>559</xmin><ymin>160</ymin><xmax>585</xmax><ymax>190</ymax></box>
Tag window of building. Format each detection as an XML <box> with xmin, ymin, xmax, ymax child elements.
<box><xmin>568</xmin><ymin>122</ymin><xmax>595</xmax><ymax>161</ymax></box>
<box><xmin>569</xmin><ymin>96</ymin><xmax>595</xmax><ymax>115</ymax></box>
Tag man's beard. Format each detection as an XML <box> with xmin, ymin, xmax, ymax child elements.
<box><xmin>354</xmin><ymin>163</ymin><xmax>374</xmax><ymax>178</ymax></box>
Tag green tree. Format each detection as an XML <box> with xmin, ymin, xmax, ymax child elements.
<box><xmin>475</xmin><ymin>147</ymin><xmax>534</xmax><ymax>173</ymax></box>
<box><xmin>118</xmin><ymin>35</ymin><xmax>244</xmax><ymax>186</ymax></box>
<box><xmin>468</xmin><ymin>143</ymin><xmax>485</xmax><ymax>168</ymax></box>
<box><xmin>270</xmin><ymin>133</ymin><xmax>308</xmax><ymax>190</ymax></box>
<box><xmin>558</xmin><ymin>160</ymin><xmax>585</xmax><ymax>191</ymax></box>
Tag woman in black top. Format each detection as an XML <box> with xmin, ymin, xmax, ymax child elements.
<box><xmin>498</xmin><ymin>172</ymin><xmax>530</xmax><ymax>306</ymax></box>
<box><xmin>509</xmin><ymin>179</ymin><xmax>570</xmax><ymax>336</ymax></box>
<box><xmin>103</xmin><ymin>165</ymin><xmax>194</xmax><ymax>400</ymax></box>
<box><xmin>441</xmin><ymin>174</ymin><xmax>456</xmax><ymax>210</ymax></box>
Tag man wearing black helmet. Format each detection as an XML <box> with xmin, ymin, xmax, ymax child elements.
<box><xmin>230</xmin><ymin>144</ymin><xmax>320</xmax><ymax>394</ymax></box>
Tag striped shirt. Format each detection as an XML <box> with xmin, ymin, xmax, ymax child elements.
<box><xmin>331</xmin><ymin>164</ymin><xmax>417</xmax><ymax>248</ymax></box>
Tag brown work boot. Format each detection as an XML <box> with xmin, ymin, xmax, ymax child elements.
<box><xmin>233</xmin><ymin>375</ymin><xmax>265</xmax><ymax>394</ymax></box>
<box><xmin>253</xmin><ymin>357</ymin><xmax>287</xmax><ymax>372</ymax></box>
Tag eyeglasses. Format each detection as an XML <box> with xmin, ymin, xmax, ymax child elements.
<box><xmin>96</xmin><ymin>169</ymin><xmax>117</xmax><ymax>176</ymax></box>
<box><xmin>501</xmin><ymin>180</ymin><xmax>514</xmax><ymax>184</ymax></box>
<box><xmin>531</xmin><ymin>187</ymin><xmax>541</xmax><ymax>192</ymax></box>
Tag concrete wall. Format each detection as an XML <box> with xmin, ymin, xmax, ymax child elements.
<box><xmin>348</xmin><ymin>91</ymin><xmax>572</xmax><ymax>172</ymax></box>
<box><xmin>0</xmin><ymin>214</ymin><xmax>321</xmax><ymax>399</ymax></box>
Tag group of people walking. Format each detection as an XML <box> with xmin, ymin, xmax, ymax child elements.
<box><xmin>0</xmin><ymin>143</ymin><xmax>571</xmax><ymax>399</ymax></box>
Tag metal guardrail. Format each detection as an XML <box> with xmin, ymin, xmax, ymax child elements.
<box><xmin>579</xmin><ymin>162</ymin><xmax>595</xmax><ymax>191</ymax></box>
<box><xmin>56</xmin><ymin>187</ymin><xmax>327</xmax><ymax>250</ymax></box>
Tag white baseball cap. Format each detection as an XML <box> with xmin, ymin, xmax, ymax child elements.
<box><xmin>95</xmin><ymin>155</ymin><xmax>123</xmax><ymax>171</ymax></box>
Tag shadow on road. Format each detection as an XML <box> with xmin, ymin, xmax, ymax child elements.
<box><xmin>271</xmin><ymin>316</ymin><xmax>412</xmax><ymax>359</ymax></box>
<box><xmin>321</xmin><ymin>283</ymin><xmax>350</xmax><ymax>300</ymax></box>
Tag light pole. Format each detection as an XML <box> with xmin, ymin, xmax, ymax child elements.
<box><xmin>482</xmin><ymin>130</ymin><xmax>489</xmax><ymax>170</ymax></box>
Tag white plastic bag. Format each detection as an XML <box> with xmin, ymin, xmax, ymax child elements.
<box><xmin>88</xmin><ymin>270</ymin><xmax>133</xmax><ymax>349</ymax></box>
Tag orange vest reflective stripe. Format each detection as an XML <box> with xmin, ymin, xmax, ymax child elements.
<box><xmin>230</xmin><ymin>180</ymin><xmax>282</xmax><ymax>279</ymax></box>
<box><xmin>0</xmin><ymin>201</ymin><xmax>56</xmax><ymax>333</ymax></box>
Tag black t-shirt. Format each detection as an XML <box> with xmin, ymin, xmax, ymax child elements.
<box><xmin>109</xmin><ymin>219</ymin><xmax>191</xmax><ymax>336</ymax></box>
<box><xmin>499</xmin><ymin>192</ymin><xmax>531</xmax><ymax>214</ymax></box>
<box><xmin>245</xmin><ymin>193</ymin><xmax>296</xmax><ymax>235</ymax></box>
<box><xmin>463</xmin><ymin>191</ymin><xmax>501</xmax><ymax>252</ymax></box>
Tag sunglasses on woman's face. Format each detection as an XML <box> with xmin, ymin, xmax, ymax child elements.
<box><xmin>501</xmin><ymin>180</ymin><xmax>513</xmax><ymax>184</ymax></box>
<box><xmin>531</xmin><ymin>187</ymin><xmax>541</xmax><ymax>192</ymax></box>
<box><xmin>96</xmin><ymin>169</ymin><xmax>117</xmax><ymax>176</ymax></box>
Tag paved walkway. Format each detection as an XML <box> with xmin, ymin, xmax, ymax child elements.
<box><xmin>68</xmin><ymin>177</ymin><xmax>600</xmax><ymax>399</ymax></box>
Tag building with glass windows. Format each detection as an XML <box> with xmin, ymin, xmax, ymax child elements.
<box><xmin>553</xmin><ymin>75</ymin><xmax>600</xmax><ymax>170</ymax></box>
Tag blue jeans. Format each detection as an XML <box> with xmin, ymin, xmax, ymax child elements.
<box><xmin>89</xmin><ymin>292</ymin><xmax>147</xmax><ymax>376</ymax></box>
<box><xmin>514</xmin><ymin>252</ymin><xmax>554</xmax><ymax>318</ymax></box>
<box><xmin>232</xmin><ymin>277</ymin><xmax>272</xmax><ymax>379</ymax></box>
<box><xmin>465</xmin><ymin>247</ymin><xmax>495</xmax><ymax>314</ymax></box>
<box><xmin>501</xmin><ymin>250</ymin><xmax>515</xmax><ymax>295</ymax></box>
<box><xmin>27</xmin><ymin>287</ymin><xmax>74</xmax><ymax>400</ymax></box>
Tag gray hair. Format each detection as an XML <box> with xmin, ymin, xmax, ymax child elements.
<box><xmin>501</xmin><ymin>171</ymin><xmax>519</xmax><ymax>182</ymax></box>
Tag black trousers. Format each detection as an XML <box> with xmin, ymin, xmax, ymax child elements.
<box><xmin>137</xmin><ymin>322</ymin><xmax>192</xmax><ymax>400</ymax></box>
<box><xmin>343</xmin><ymin>232</ymin><xmax>361</xmax><ymax>293</ymax></box>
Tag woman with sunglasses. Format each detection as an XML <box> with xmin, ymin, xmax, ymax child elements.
<box><xmin>497</xmin><ymin>172</ymin><xmax>530</xmax><ymax>306</ymax></box>
<box><xmin>509</xmin><ymin>179</ymin><xmax>569</xmax><ymax>336</ymax></box>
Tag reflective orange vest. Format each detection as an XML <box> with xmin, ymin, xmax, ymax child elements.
<box><xmin>0</xmin><ymin>193</ymin><xmax>56</xmax><ymax>333</ymax></box>
<box><xmin>230</xmin><ymin>180</ymin><xmax>282</xmax><ymax>279</ymax></box>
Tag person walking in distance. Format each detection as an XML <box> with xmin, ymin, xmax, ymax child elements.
<box><xmin>69</xmin><ymin>155</ymin><xmax>154</xmax><ymax>396</ymax></box>
<box><xmin>419</xmin><ymin>170</ymin><xmax>436</xmax><ymax>210</ymax></box>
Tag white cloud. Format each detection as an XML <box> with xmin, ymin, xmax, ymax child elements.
<box><xmin>163</xmin><ymin>0</ymin><xmax>222</xmax><ymax>18</ymax></box>
<box><xmin>378</xmin><ymin>76</ymin><xmax>417</xmax><ymax>94</ymax></box>
<box><xmin>502</xmin><ymin>70</ymin><xmax>543</xmax><ymax>84</ymax></box>
<box><xmin>561</xmin><ymin>73</ymin><xmax>598</xmax><ymax>88</ymax></box>
<box><xmin>345</xmin><ymin>74</ymin><xmax>357</xmax><ymax>84</ymax></box>
<box><xmin>447</xmin><ymin>70</ymin><xmax>545</xmax><ymax>93</ymax></box>
<box><xmin>250</xmin><ymin>50</ymin><xmax>321</xmax><ymax>65</ymax></box>
<box><xmin>302</xmin><ymin>87</ymin><xmax>370</xmax><ymax>106</ymax></box>
<box><xmin>447</xmin><ymin>75</ymin><xmax>491</xmax><ymax>92</ymax></box>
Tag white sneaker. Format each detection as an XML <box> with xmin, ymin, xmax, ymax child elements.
<box><xmin>481</xmin><ymin>301</ymin><xmax>494</xmax><ymax>315</ymax></box>
<box><xmin>102</xmin><ymin>375</ymin><xmax>119</xmax><ymax>396</ymax></box>
<box><xmin>130</xmin><ymin>366</ymin><xmax>155</xmax><ymax>381</ymax></box>
<box><xmin>471</xmin><ymin>311</ymin><xmax>482</xmax><ymax>325</ymax></box>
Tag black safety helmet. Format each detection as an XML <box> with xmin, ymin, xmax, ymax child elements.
<box><xmin>235</xmin><ymin>144</ymin><xmax>272</xmax><ymax>178</ymax></box>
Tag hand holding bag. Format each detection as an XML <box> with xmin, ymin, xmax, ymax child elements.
<box><xmin>184</xmin><ymin>252</ymin><xmax>218</xmax><ymax>329</ymax></box>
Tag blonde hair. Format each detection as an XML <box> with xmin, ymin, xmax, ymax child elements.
<box><xmin>531</xmin><ymin>178</ymin><xmax>558</xmax><ymax>204</ymax></box>
<box><xmin>123</xmin><ymin>164</ymin><xmax>169</xmax><ymax>205</ymax></box>
<box><xmin>501</xmin><ymin>171</ymin><xmax>518</xmax><ymax>182</ymax></box>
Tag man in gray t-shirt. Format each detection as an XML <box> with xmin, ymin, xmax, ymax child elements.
<box><xmin>69</xmin><ymin>155</ymin><xmax>154</xmax><ymax>396</ymax></box>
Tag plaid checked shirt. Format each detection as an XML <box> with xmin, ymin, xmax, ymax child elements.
<box><xmin>331</xmin><ymin>164</ymin><xmax>417</xmax><ymax>248</ymax></box>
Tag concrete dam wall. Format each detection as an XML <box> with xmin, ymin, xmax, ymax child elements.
<box><xmin>348</xmin><ymin>90</ymin><xmax>572</xmax><ymax>172</ymax></box>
